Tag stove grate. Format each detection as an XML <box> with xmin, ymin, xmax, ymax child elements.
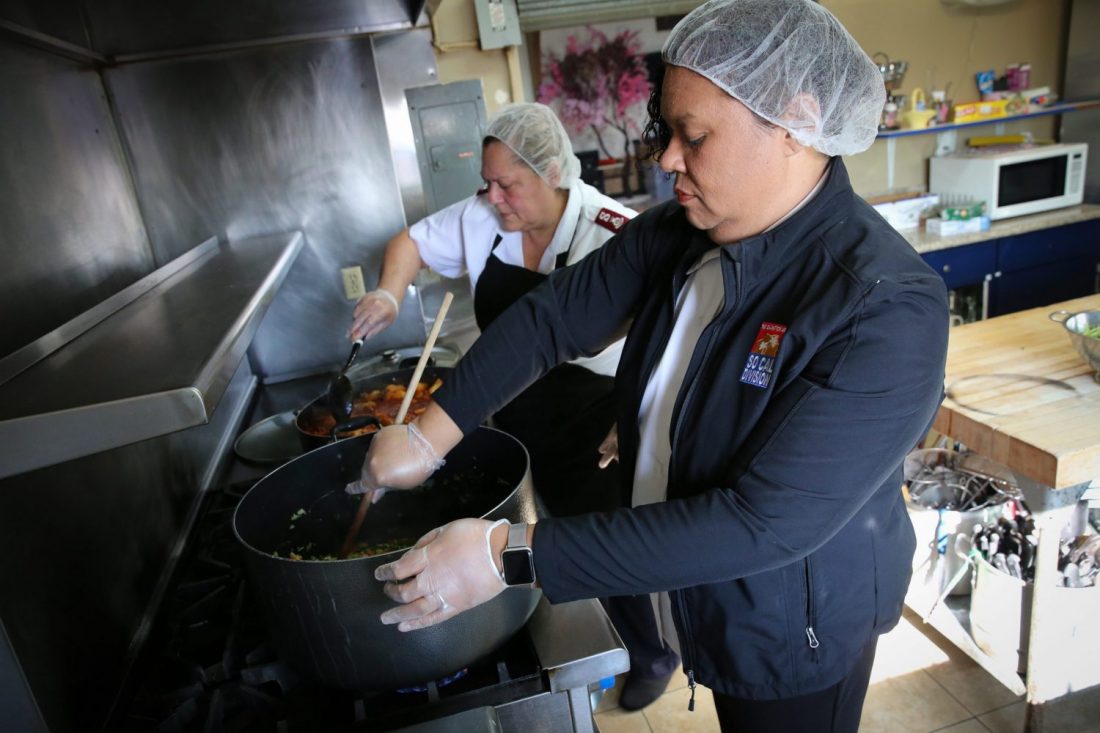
<box><xmin>112</xmin><ymin>481</ymin><xmax>550</xmax><ymax>732</ymax></box>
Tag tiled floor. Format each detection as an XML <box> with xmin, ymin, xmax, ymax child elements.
<box><xmin>593</xmin><ymin>607</ymin><xmax>1100</xmax><ymax>732</ymax></box>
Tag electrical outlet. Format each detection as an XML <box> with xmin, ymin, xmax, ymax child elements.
<box><xmin>341</xmin><ymin>266</ymin><xmax>366</xmax><ymax>300</ymax></box>
<box><xmin>934</xmin><ymin>129</ymin><xmax>958</xmax><ymax>157</ymax></box>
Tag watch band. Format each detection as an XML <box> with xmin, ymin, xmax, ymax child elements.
<box><xmin>501</xmin><ymin>522</ymin><xmax>536</xmax><ymax>586</ymax></box>
<box><xmin>507</xmin><ymin>522</ymin><xmax>527</xmax><ymax>550</ymax></box>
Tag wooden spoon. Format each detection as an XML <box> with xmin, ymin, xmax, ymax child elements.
<box><xmin>339</xmin><ymin>292</ymin><xmax>454</xmax><ymax>559</ymax></box>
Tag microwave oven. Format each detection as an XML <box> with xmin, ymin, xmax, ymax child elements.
<box><xmin>928</xmin><ymin>143</ymin><xmax>1087</xmax><ymax>220</ymax></box>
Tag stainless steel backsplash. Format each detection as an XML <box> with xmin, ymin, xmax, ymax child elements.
<box><xmin>0</xmin><ymin>1</ymin><xmax>441</xmax><ymax>728</ymax></box>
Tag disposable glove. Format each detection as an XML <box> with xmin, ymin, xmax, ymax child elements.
<box><xmin>375</xmin><ymin>518</ymin><xmax>508</xmax><ymax>631</ymax></box>
<box><xmin>345</xmin><ymin>421</ymin><xmax>444</xmax><ymax>498</ymax></box>
<box><xmin>597</xmin><ymin>423</ymin><xmax>619</xmax><ymax>469</ymax></box>
<box><xmin>349</xmin><ymin>288</ymin><xmax>399</xmax><ymax>341</ymax></box>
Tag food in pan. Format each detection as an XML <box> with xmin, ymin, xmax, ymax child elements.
<box><xmin>1083</xmin><ymin>323</ymin><xmax>1100</xmax><ymax>340</ymax></box>
<box><xmin>303</xmin><ymin>377</ymin><xmax>443</xmax><ymax>438</ymax></box>
<box><xmin>283</xmin><ymin>539</ymin><xmax>413</xmax><ymax>561</ymax></box>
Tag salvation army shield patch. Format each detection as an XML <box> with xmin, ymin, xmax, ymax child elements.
<box><xmin>740</xmin><ymin>322</ymin><xmax>787</xmax><ymax>389</ymax></box>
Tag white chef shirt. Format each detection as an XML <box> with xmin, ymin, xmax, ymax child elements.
<box><xmin>633</xmin><ymin>170</ymin><xmax>831</xmax><ymax>653</ymax></box>
<box><xmin>408</xmin><ymin>179</ymin><xmax>634</xmax><ymax>377</ymax></box>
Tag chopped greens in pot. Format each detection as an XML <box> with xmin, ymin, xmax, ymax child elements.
<box><xmin>283</xmin><ymin>538</ymin><xmax>414</xmax><ymax>561</ymax></box>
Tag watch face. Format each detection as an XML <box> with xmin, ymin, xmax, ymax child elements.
<box><xmin>502</xmin><ymin>548</ymin><xmax>535</xmax><ymax>586</ymax></box>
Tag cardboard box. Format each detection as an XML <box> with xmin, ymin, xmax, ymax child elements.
<box><xmin>941</xmin><ymin>201</ymin><xmax>986</xmax><ymax>221</ymax></box>
<box><xmin>926</xmin><ymin>216</ymin><xmax>990</xmax><ymax>237</ymax></box>
<box><xmin>954</xmin><ymin>94</ymin><xmax>1031</xmax><ymax>123</ymax></box>
<box><xmin>870</xmin><ymin>193</ymin><xmax>939</xmax><ymax>231</ymax></box>
<box><xmin>953</xmin><ymin>99</ymin><xmax>1009</xmax><ymax>123</ymax></box>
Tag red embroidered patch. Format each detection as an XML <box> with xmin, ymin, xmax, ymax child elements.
<box><xmin>740</xmin><ymin>322</ymin><xmax>788</xmax><ymax>389</ymax></box>
<box><xmin>750</xmin><ymin>322</ymin><xmax>787</xmax><ymax>357</ymax></box>
<box><xmin>595</xmin><ymin>207</ymin><xmax>628</xmax><ymax>233</ymax></box>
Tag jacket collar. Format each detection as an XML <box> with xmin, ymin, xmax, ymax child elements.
<box><xmin>671</xmin><ymin>158</ymin><xmax>850</xmax><ymax>294</ymax></box>
<box><xmin>716</xmin><ymin>158</ymin><xmax>850</xmax><ymax>278</ymax></box>
<box><xmin>721</xmin><ymin>157</ymin><xmax>849</xmax><ymax>250</ymax></box>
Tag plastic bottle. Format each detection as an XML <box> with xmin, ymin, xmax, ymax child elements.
<box><xmin>1018</xmin><ymin>63</ymin><xmax>1031</xmax><ymax>90</ymax></box>
<box><xmin>882</xmin><ymin>102</ymin><xmax>898</xmax><ymax>129</ymax></box>
<box><xmin>932</xmin><ymin>90</ymin><xmax>950</xmax><ymax>124</ymax></box>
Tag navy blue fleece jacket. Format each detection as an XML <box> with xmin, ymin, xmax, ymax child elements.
<box><xmin>433</xmin><ymin>160</ymin><xmax>948</xmax><ymax>699</ymax></box>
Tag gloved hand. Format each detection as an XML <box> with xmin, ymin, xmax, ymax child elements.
<box><xmin>349</xmin><ymin>288</ymin><xmax>399</xmax><ymax>341</ymax></box>
<box><xmin>598</xmin><ymin>423</ymin><xmax>619</xmax><ymax>468</ymax></box>
<box><xmin>345</xmin><ymin>421</ymin><xmax>444</xmax><ymax>498</ymax></box>
<box><xmin>375</xmin><ymin>518</ymin><xmax>508</xmax><ymax>631</ymax></box>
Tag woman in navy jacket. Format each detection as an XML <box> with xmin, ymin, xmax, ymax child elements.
<box><xmin>351</xmin><ymin>1</ymin><xmax>949</xmax><ymax>729</ymax></box>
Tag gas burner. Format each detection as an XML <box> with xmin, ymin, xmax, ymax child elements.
<box><xmin>395</xmin><ymin>667</ymin><xmax>469</xmax><ymax>695</ymax></box>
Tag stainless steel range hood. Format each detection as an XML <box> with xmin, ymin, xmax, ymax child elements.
<box><xmin>91</xmin><ymin>0</ymin><xmax>428</xmax><ymax>58</ymax></box>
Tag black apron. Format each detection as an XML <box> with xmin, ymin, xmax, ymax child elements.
<box><xmin>474</xmin><ymin>234</ymin><xmax>680</xmax><ymax>679</ymax></box>
<box><xmin>472</xmin><ymin>234</ymin><xmax>621</xmax><ymax>516</ymax></box>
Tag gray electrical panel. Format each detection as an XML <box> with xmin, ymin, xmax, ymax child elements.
<box><xmin>473</xmin><ymin>0</ymin><xmax>522</xmax><ymax>50</ymax></box>
<box><xmin>406</xmin><ymin>80</ymin><xmax>488</xmax><ymax>215</ymax></box>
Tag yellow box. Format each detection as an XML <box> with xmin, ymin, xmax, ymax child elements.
<box><xmin>953</xmin><ymin>99</ymin><xmax>1009</xmax><ymax>123</ymax></box>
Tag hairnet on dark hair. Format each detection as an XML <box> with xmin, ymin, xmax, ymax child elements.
<box><xmin>663</xmin><ymin>0</ymin><xmax>884</xmax><ymax>156</ymax></box>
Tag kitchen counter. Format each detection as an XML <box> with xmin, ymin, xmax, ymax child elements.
<box><xmin>903</xmin><ymin>203</ymin><xmax>1100</xmax><ymax>255</ymax></box>
<box><xmin>913</xmin><ymin>294</ymin><xmax>1100</xmax><ymax>731</ymax></box>
<box><xmin>932</xmin><ymin>292</ymin><xmax>1100</xmax><ymax>490</ymax></box>
<box><xmin>631</xmin><ymin>200</ymin><xmax>1100</xmax><ymax>255</ymax></box>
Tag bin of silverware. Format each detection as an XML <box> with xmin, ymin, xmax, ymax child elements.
<box><xmin>904</xmin><ymin>448</ymin><xmax>1020</xmax><ymax>596</ymax></box>
<box><xmin>969</xmin><ymin>506</ymin><xmax>1100</xmax><ymax>678</ymax></box>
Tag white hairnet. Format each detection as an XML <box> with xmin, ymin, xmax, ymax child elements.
<box><xmin>663</xmin><ymin>0</ymin><xmax>885</xmax><ymax>157</ymax></box>
<box><xmin>484</xmin><ymin>103</ymin><xmax>581</xmax><ymax>189</ymax></box>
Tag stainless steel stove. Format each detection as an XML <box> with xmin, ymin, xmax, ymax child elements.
<box><xmin>110</xmin><ymin>362</ymin><xmax>627</xmax><ymax>733</ymax></box>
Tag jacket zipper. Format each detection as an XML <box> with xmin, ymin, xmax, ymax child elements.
<box><xmin>668</xmin><ymin>258</ymin><xmax>739</xmax><ymax>713</ymax></box>
<box><xmin>670</xmin><ymin>322</ymin><xmax>721</xmax><ymax>460</ymax></box>
<box><xmin>669</xmin><ymin>258</ymin><xmax>740</xmax><ymax>466</ymax></box>
<box><xmin>673</xmin><ymin>589</ymin><xmax>698</xmax><ymax>711</ymax></box>
<box><xmin>804</xmin><ymin>557</ymin><xmax>820</xmax><ymax>661</ymax></box>
<box><xmin>633</xmin><ymin>273</ymin><xmax>689</xmax><ymax>420</ymax></box>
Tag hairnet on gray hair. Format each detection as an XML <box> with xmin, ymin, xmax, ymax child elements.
<box><xmin>484</xmin><ymin>102</ymin><xmax>581</xmax><ymax>189</ymax></box>
<box><xmin>663</xmin><ymin>0</ymin><xmax>885</xmax><ymax>157</ymax></box>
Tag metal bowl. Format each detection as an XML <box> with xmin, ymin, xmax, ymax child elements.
<box><xmin>872</xmin><ymin>53</ymin><xmax>908</xmax><ymax>92</ymax></box>
<box><xmin>904</xmin><ymin>448</ymin><xmax>1019</xmax><ymax>511</ymax></box>
<box><xmin>1050</xmin><ymin>309</ymin><xmax>1100</xmax><ymax>381</ymax></box>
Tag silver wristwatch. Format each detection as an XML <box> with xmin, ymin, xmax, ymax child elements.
<box><xmin>500</xmin><ymin>522</ymin><xmax>536</xmax><ymax>586</ymax></box>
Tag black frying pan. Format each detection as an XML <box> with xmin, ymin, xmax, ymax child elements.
<box><xmin>294</xmin><ymin>365</ymin><xmax>452</xmax><ymax>452</ymax></box>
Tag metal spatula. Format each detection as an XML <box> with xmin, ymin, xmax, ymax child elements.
<box><xmin>327</xmin><ymin>338</ymin><xmax>364</xmax><ymax>420</ymax></box>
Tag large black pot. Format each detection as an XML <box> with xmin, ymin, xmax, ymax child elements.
<box><xmin>232</xmin><ymin>426</ymin><xmax>542</xmax><ymax>690</ymax></box>
<box><xmin>294</xmin><ymin>365</ymin><xmax>452</xmax><ymax>452</ymax></box>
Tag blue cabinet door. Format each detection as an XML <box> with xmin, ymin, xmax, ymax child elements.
<box><xmin>989</xmin><ymin>257</ymin><xmax>1097</xmax><ymax>316</ymax></box>
<box><xmin>988</xmin><ymin>220</ymin><xmax>1100</xmax><ymax>317</ymax></box>
<box><xmin>921</xmin><ymin>241</ymin><xmax>997</xmax><ymax>290</ymax></box>
<box><xmin>922</xmin><ymin>220</ymin><xmax>1100</xmax><ymax>320</ymax></box>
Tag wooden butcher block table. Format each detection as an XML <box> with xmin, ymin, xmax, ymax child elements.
<box><xmin>934</xmin><ymin>293</ymin><xmax>1100</xmax><ymax>490</ymax></box>
<box><xmin>921</xmin><ymin>293</ymin><xmax>1100</xmax><ymax>733</ymax></box>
